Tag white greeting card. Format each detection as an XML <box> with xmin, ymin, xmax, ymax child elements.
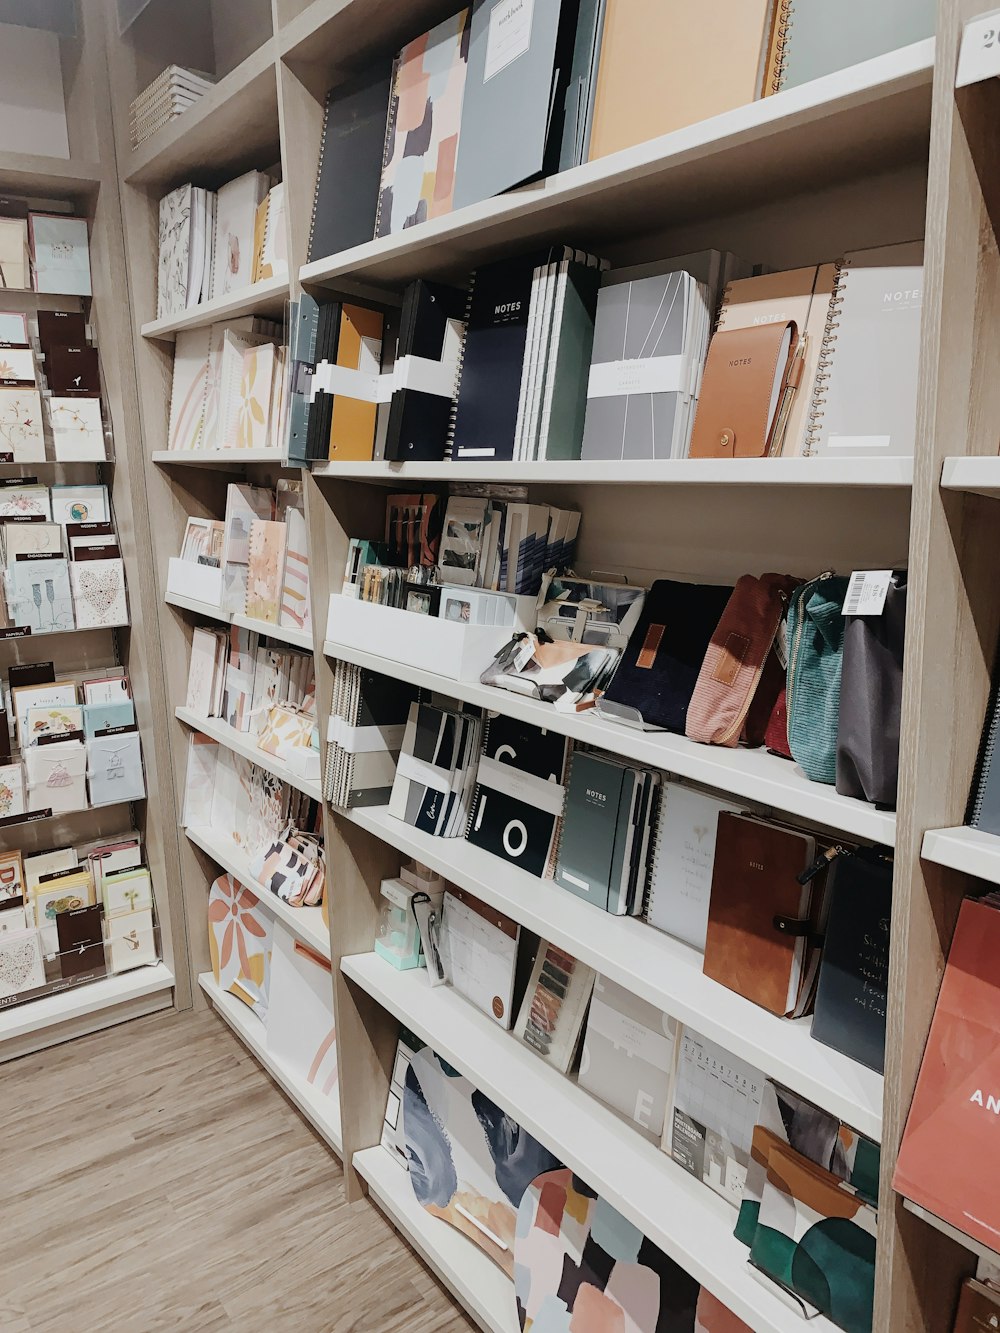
<box><xmin>70</xmin><ymin>557</ymin><xmax>128</xmax><ymax>629</ymax></box>
<box><xmin>24</xmin><ymin>738</ymin><xmax>87</xmax><ymax>814</ymax></box>
<box><xmin>86</xmin><ymin>731</ymin><xmax>144</xmax><ymax>806</ymax></box>
<box><xmin>109</xmin><ymin>908</ymin><xmax>157</xmax><ymax>973</ymax></box>
<box><xmin>50</xmin><ymin>396</ymin><xmax>106</xmax><ymax>461</ymax></box>
<box><xmin>0</xmin><ymin>929</ymin><xmax>45</xmax><ymax>998</ymax></box>
<box><xmin>50</xmin><ymin>484</ymin><xmax>109</xmax><ymax>525</ymax></box>
<box><xmin>30</xmin><ymin>215</ymin><xmax>92</xmax><ymax>296</ymax></box>
<box><xmin>0</xmin><ymin>484</ymin><xmax>50</xmax><ymax>518</ymax></box>
<box><xmin>7</xmin><ymin>556</ymin><xmax>74</xmax><ymax>633</ymax></box>
<box><xmin>0</xmin><ymin>763</ymin><xmax>24</xmax><ymax>820</ymax></box>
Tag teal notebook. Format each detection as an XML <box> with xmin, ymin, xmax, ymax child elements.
<box><xmin>776</xmin><ymin>0</ymin><xmax>934</xmax><ymax>91</ymax></box>
<box><xmin>555</xmin><ymin>751</ymin><xmax>635</xmax><ymax>912</ymax></box>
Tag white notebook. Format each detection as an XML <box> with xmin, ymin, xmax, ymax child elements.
<box><xmin>644</xmin><ymin>782</ymin><xmax>740</xmax><ymax>951</ymax></box>
<box><xmin>807</xmin><ymin>241</ymin><xmax>924</xmax><ymax>458</ymax></box>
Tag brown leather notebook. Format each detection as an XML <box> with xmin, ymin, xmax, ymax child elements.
<box><xmin>703</xmin><ymin>813</ymin><xmax>820</xmax><ymax>1016</ymax></box>
<box><xmin>688</xmin><ymin>321</ymin><xmax>801</xmax><ymax>459</ymax></box>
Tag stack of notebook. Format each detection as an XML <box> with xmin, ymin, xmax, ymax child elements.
<box><xmin>689</xmin><ymin>243</ymin><xmax>925</xmax><ymax>459</ymax></box>
<box><xmin>437</xmin><ymin>495</ymin><xmax>580</xmax><ymax>597</ymax></box>
<box><xmin>465</xmin><ymin>716</ymin><xmax>570</xmax><ymax>878</ymax></box>
<box><xmin>166</xmin><ymin>318</ymin><xmax>286</xmax><ymax>452</ymax></box>
<box><xmin>581</xmin><ymin>268</ymin><xmax>711</xmax><ymax>460</ymax></box>
<box><xmin>129</xmin><ymin>65</ymin><xmax>215</xmax><ymax>150</ymax></box>
<box><xmin>449</xmin><ymin>247</ymin><xmax>606</xmax><ymax>462</ymax></box>
<box><xmin>325</xmin><ymin>661</ymin><xmax>418</xmax><ymax>809</ymax></box>
<box><xmin>554</xmin><ymin>748</ymin><xmax>660</xmax><ymax>915</ymax></box>
<box><xmin>388</xmin><ymin>700</ymin><xmax>482</xmax><ymax>837</ymax></box>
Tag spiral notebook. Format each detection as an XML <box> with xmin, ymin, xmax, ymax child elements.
<box><xmin>644</xmin><ymin>782</ymin><xmax>741</xmax><ymax>951</ymax></box>
<box><xmin>968</xmin><ymin>666</ymin><xmax>1000</xmax><ymax>837</ymax></box>
<box><xmin>766</xmin><ymin>0</ymin><xmax>935</xmax><ymax>94</ymax></box>
<box><xmin>804</xmin><ymin>242</ymin><xmax>924</xmax><ymax>458</ymax></box>
<box><xmin>465</xmin><ymin>715</ymin><xmax>569</xmax><ymax>879</ymax></box>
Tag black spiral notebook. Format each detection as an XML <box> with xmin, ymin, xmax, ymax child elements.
<box><xmin>465</xmin><ymin>715</ymin><xmax>569</xmax><ymax>878</ymax></box>
<box><xmin>307</xmin><ymin>62</ymin><xmax>393</xmax><ymax>263</ymax></box>
<box><xmin>968</xmin><ymin>661</ymin><xmax>1000</xmax><ymax>836</ymax></box>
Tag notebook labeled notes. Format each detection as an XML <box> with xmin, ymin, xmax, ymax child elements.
<box><xmin>805</xmin><ymin>242</ymin><xmax>924</xmax><ymax>458</ymax></box>
<box><xmin>688</xmin><ymin>320</ymin><xmax>799</xmax><ymax>459</ymax></box>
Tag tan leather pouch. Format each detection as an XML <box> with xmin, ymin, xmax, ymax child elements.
<box><xmin>689</xmin><ymin>320</ymin><xmax>800</xmax><ymax>459</ymax></box>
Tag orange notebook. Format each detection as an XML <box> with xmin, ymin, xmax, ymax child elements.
<box><xmin>328</xmin><ymin>304</ymin><xmax>384</xmax><ymax>461</ymax></box>
<box><xmin>893</xmin><ymin>896</ymin><xmax>1000</xmax><ymax>1253</ymax></box>
<box><xmin>588</xmin><ymin>0</ymin><xmax>775</xmax><ymax>161</ymax></box>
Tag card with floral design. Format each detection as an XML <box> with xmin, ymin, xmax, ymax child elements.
<box><xmin>0</xmin><ymin>764</ymin><xmax>24</xmax><ymax>821</ymax></box>
<box><xmin>0</xmin><ymin>388</ymin><xmax>44</xmax><ymax>461</ymax></box>
<box><xmin>50</xmin><ymin>396</ymin><xmax>106</xmax><ymax>461</ymax></box>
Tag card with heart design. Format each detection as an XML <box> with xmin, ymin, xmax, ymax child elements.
<box><xmin>70</xmin><ymin>557</ymin><xmax>128</xmax><ymax>629</ymax></box>
<box><xmin>0</xmin><ymin>928</ymin><xmax>45</xmax><ymax>998</ymax></box>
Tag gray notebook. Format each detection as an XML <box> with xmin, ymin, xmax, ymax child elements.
<box><xmin>452</xmin><ymin>0</ymin><xmax>566</xmax><ymax>211</ymax></box>
<box><xmin>808</xmin><ymin>242</ymin><xmax>924</xmax><ymax>458</ymax></box>
<box><xmin>778</xmin><ymin>0</ymin><xmax>935</xmax><ymax>91</ymax></box>
<box><xmin>581</xmin><ymin>272</ymin><xmax>705</xmax><ymax>460</ymax></box>
<box><xmin>579</xmin><ymin>974</ymin><xmax>677</xmax><ymax>1141</ymax></box>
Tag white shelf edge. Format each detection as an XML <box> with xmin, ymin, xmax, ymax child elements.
<box><xmin>185</xmin><ymin>824</ymin><xmax>329</xmax><ymax>957</ymax></box>
<box><xmin>323</xmin><ymin>639</ymin><xmax>895</xmax><ymax>846</ymax></box>
<box><xmin>354</xmin><ymin>1146</ymin><xmax>517</xmax><ymax>1333</ymax></box>
<box><xmin>175</xmin><ymin>706</ymin><xmax>324</xmax><ymax>802</ymax></box>
<box><xmin>921</xmin><ymin>825</ymin><xmax>1000</xmax><ymax>883</ymax></box>
<box><xmin>300</xmin><ymin>39</ymin><xmax>933</xmax><ymax>289</ymax></box>
<box><xmin>141</xmin><ymin>275</ymin><xmax>290</xmax><ymax>340</ymax></box>
<box><xmin>0</xmin><ymin>963</ymin><xmax>174</xmax><ymax>1043</ymax></box>
<box><xmin>344</xmin><ymin>803</ymin><xmax>882</xmax><ymax>1139</ymax></box>
<box><xmin>153</xmin><ymin>449</ymin><xmax>291</xmax><ymax>469</ymax></box>
<box><xmin>940</xmin><ymin>455</ymin><xmax>1000</xmax><ymax>498</ymax></box>
<box><xmin>341</xmin><ymin>953</ymin><xmax>839</xmax><ymax>1333</ymax></box>
<box><xmin>164</xmin><ymin>590</ymin><xmax>313</xmax><ymax>652</ymax></box>
<box><xmin>313</xmin><ymin>457</ymin><xmax>915</xmax><ymax>488</ymax></box>
<box><xmin>902</xmin><ymin>1198</ymin><xmax>1000</xmax><ymax>1266</ymax></box>
<box><xmin>199</xmin><ymin>972</ymin><xmax>342</xmax><ymax>1156</ymax></box>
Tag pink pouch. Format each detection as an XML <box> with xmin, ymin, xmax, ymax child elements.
<box><xmin>685</xmin><ymin>573</ymin><xmax>801</xmax><ymax>748</ymax></box>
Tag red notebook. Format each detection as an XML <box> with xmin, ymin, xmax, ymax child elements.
<box><xmin>893</xmin><ymin>896</ymin><xmax>1000</xmax><ymax>1251</ymax></box>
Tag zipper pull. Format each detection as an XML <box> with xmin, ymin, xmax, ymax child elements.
<box><xmin>798</xmin><ymin>844</ymin><xmax>851</xmax><ymax>885</ymax></box>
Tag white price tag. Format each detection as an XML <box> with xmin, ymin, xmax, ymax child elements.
<box><xmin>957</xmin><ymin>9</ymin><xmax>1000</xmax><ymax>88</ymax></box>
<box><xmin>843</xmin><ymin>570</ymin><xmax>893</xmax><ymax>617</ymax></box>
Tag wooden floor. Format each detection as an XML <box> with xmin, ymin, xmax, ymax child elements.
<box><xmin>0</xmin><ymin>1008</ymin><xmax>478</xmax><ymax>1332</ymax></box>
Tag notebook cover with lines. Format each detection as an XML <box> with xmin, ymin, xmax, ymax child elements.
<box><xmin>645</xmin><ymin>781</ymin><xmax>741</xmax><ymax>951</ymax></box>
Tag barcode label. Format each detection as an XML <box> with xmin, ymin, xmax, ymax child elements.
<box><xmin>843</xmin><ymin>570</ymin><xmax>893</xmax><ymax>617</ymax></box>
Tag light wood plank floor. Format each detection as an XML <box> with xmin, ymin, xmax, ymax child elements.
<box><xmin>0</xmin><ymin>1009</ymin><xmax>478</xmax><ymax>1332</ymax></box>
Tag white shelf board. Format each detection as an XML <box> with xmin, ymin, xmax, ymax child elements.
<box><xmin>345</xmin><ymin>804</ymin><xmax>882</xmax><ymax>1139</ymax></box>
<box><xmin>0</xmin><ymin>963</ymin><xmax>173</xmax><ymax>1045</ymax></box>
<box><xmin>175</xmin><ymin>706</ymin><xmax>324</xmax><ymax>802</ymax></box>
<box><xmin>301</xmin><ymin>40</ymin><xmax>933</xmax><ymax>290</ymax></box>
<box><xmin>921</xmin><ymin>825</ymin><xmax>1000</xmax><ymax>883</ymax></box>
<box><xmin>199</xmin><ymin>973</ymin><xmax>342</xmax><ymax>1156</ymax></box>
<box><xmin>164</xmin><ymin>590</ymin><xmax>313</xmax><ymax>651</ymax></box>
<box><xmin>902</xmin><ymin>1198</ymin><xmax>1000</xmax><ymax>1266</ymax></box>
<box><xmin>940</xmin><ymin>455</ymin><xmax>1000</xmax><ymax>498</ymax></box>
<box><xmin>342</xmin><ymin>953</ymin><xmax>839</xmax><ymax>1333</ymax></box>
<box><xmin>141</xmin><ymin>275</ymin><xmax>290</xmax><ymax>340</ymax></box>
<box><xmin>0</xmin><ymin>151</ymin><xmax>102</xmax><ymax>196</ymax></box>
<box><xmin>185</xmin><ymin>825</ymin><xmax>329</xmax><ymax>957</ymax></box>
<box><xmin>152</xmin><ymin>449</ymin><xmax>289</xmax><ymax>470</ymax></box>
<box><xmin>324</xmin><ymin>640</ymin><xmax>895</xmax><ymax>845</ymax></box>
<box><xmin>354</xmin><ymin>1146</ymin><xmax>517</xmax><ymax>1333</ymax></box>
<box><xmin>313</xmin><ymin>457</ymin><xmax>914</xmax><ymax>488</ymax></box>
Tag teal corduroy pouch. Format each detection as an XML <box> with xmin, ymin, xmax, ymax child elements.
<box><xmin>785</xmin><ymin>574</ymin><xmax>850</xmax><ymax>784</ymax></box>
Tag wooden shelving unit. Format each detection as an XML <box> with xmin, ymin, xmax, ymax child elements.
<box><xmin>100</xmin><ymin>0</ymin><xmax>1000</xmax><ymax>1326</ymax></box>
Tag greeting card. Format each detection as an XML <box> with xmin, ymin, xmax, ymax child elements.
<box><xmin>0</xmin><ymin>764</ymin><xmax>24</xmax><ymax>820</ymax></box>
<box><xmin>7</xmin><ymin>556</ymin><xmax>74</xmax><ymax>633</ymax></box>
<box><xmin>109</xmin><ymin>907</ymin><xmax>157</xmax><ymax>972</ymax></box>
<box><xmin>0</xmin><ymin>850</ymin><xmax>24</xmax><ymax>901</ymax></box>
<box><xmin>0</xmin><ymin>484</ymin><xmax>50</xmax><ymax>518</ymax></box>
<box><xmin>24</xmin><ymin>737</ymin><xmax>87</xmax><ymax>814</ymax></box>
<box><xmin>86</xmin><ymin>731</ymin><xmax>144</xmax><ymax>806</ymax></box>
<box><xmin>29</xmin><ymin>214</ymin><xmax>92</xmax><ymax>296</ymax></box>
<box><xmin>0</xmin><ymin>346</ymin><xmax>36</xmax><ymax>382</ymax></box>
<box><xmin>0</xmin><ymin>385</ymin><xmax>47</xmax><ymax>460</ymax></box>
<box><xmin>50</xmin><ymin>484</ymin><xmax>109</xmax><ymax>525</ymax></box>
<box><xmin>70</xmin><ymin>557</ymin><xmax>128</xmax><ymax>628</ymax></box>
<box><xmin>0</xmin><ymin>929</ymin><xmax>45</xmax><ymax>998</ymax></box>
<box><xmin>2</xmin><ymin>521</ymin><xmax>62</xmax><ymax>561</ymax></box>
<box><xmin>0</xmin><ymin>219</ymin><xmax>29</xmax><ymax>291</ymax></box>
<box><xmin>50</xmin><ymin>396</ymin><xmax>106</xmax><ymax>461</ymax></box>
